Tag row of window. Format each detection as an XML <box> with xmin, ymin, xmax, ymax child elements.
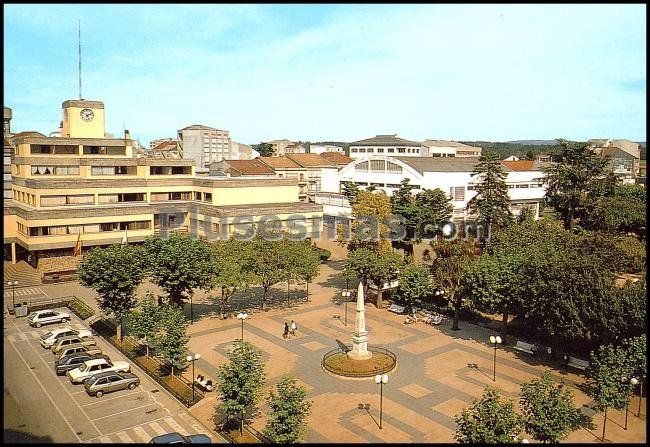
<box><xmin>354</xmin><ymin>160</ymin><xmax>403</xmax><ymax>173</ymax></box>
<box><xmin>350</xmin><ymin>147</ymin><xmax>420</xmax><ymax>154</ymax></box>
<box><xmin>25</xmin><ymin>220</ymin><xmax>152</xmax><ymax>236</ymax></box>
<box><xmin>28</xmin><ymin>145</ymin><xmax>127</xmax><ymax>156</ymax></box>
<box><xmin>32</xmin><ymin>166</ymin><xmax>80</xmax><ymax>176</ymax></box>
<box><xmin>28</xmin><ymin>165</ymin><xmax>187</xmax><ymax>176</ymax></box>
<box><xmin>13</xmin><ymin>190</ymin><xmax>36</xmax><ymax>205</ymax></box>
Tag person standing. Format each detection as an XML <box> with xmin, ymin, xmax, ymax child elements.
<box><xmin>283</xmin><ymin>322</ymin><xmax>289</xmax><ymax>339</ymax></box>
<box><xmin>290</xmin><ymin>320</ymin><xmax>297</xmax><ymax>337</ymax></box>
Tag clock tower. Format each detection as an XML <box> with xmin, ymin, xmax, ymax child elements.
<box><xmin>61</xmin><ymin>99</ymin><xmax>106</xmax><ymax>138</ymax></box>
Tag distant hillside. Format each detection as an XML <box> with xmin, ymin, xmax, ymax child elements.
<box><xmin>506</xmin><ymin>139</ymin><xmax>559</xmax><ymax>145</ymax></box>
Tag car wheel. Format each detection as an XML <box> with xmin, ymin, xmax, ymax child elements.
<box><xmin>96</xmin><ymin>390</ymin><xmax>103</xmax><ymax>398</ymax></box>
<box><xmin>36</xmin><ymin>322</ymin><xmax>41</xmax><ymax>328</ymax></box>
<box><xmin>128</xmin><ymin>382</ymin><xmax>137</xmax><ymax>390</ymax></box>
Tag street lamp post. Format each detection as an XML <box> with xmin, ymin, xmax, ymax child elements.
<box><xmin>375</xmin><ymin>373</ymin><xmax>389</xmax><ymax>429</ymax></box>
<box><xmin>237</xmin><ymin>312</ymin><xmax>248</xmax><ymax>341</ymax></box>
<box><xmin>190</xmin><ymin>294</ymin><xmax>194</xmax><ymax>323</ymax></box>
<box><xmin>623</xmin><ymin>377</ymin><xmax>638</xmax><ymax>430</ymax></box>
<box><xmin>341</xmin><ymin>290</ymin><xmax>351</xmax><ymax>326</ymax></box>
<box><xmin>187</xmin><ymin>353</ymin><xmax>201</xmax><ymax>403</ymax></box>
<box><xmin>8</xmin><ymin>281</ymin><xmax>18</xmax><ymax>310</ymax></box>
<box><xmin>489</xmin><ymin>335</ymin><xmax>502</xmax><ymax>381</ymax></box>
<box><xmin>637</xmin><ymin>376</ymin><xmax>644</xmax><ymax>417</ymax></box>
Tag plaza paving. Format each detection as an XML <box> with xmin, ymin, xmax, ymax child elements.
<box><xmin>176</xmin><ymin>240</ymin><xmax>646</xmax><ymax>444</ymax></box>
<box><xmin>4</xmin><ymin>242</ymin><xmax>647</xmax><ymax>443</ymax></box>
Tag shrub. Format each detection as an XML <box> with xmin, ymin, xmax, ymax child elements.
<box><xmin>315</xmin><ymin>247</ymin><xmax>331</xmax><ymax>262</ymax></box>
<box><xmin>66</xmin><ymin>297</ymin><xmax>95</xmax><ymax>320</ymax></box>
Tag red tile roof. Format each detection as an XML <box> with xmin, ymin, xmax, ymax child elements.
<box><xmin>286</xmin><ymin>153</ymin><xmax>334</xmax><ymax>167</ymax></box>
<box><xmin>259</xmin><ymin>156</ymin><xmax>302</xmax><ymax>169</ymax></box>
<box><xmin>227</xmin><ymin>159</ymin><xmax>275</xmax><ymax>175</ymax></box>
<box><xmin>501</xmin><ymin>160</ymin><xmax>534</xmax><ymax>171</ymax></box>
<box><xmin>319</xmin><ymin>151</ymin><xmax>353</xmax><ymax>165</ymax></box>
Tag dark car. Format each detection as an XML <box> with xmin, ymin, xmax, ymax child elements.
<box><xmin>84</xmin><ymin>370</ymin><xmax>140</xmax><ymax>397</ymax></box>
<box><xmin>55</xmin><ymin>353</ymin><xmax>109</xmax><ymax>376</ymax></box>
<box><xmin>149</xmin><ymin>432</ymin><xmax>211</xmax><ymax>444</ymax></box>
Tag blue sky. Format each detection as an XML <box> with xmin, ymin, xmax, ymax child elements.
<box><xmin>4</xmin><ymin>4</ymin><xmax>646</xmax><ymax>146</ymax></box>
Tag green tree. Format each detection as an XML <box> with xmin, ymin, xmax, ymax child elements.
<box><xmin>143</xmin><ymin>234</ymin><xmax>214</xmax><ymax>306</ymax></box>
<box><xmin>460</xmin><ymin>254</ymin><xmax>524</xmax><ymax>334</ymax></box>
<box><xmin>516</xmin><ymin>206</ymin><xmax>536</xmax><ymax>223</ymax></box>
<box><xmin>581</xmin><ymin>185</ymin><xmax>646</xmax><ymax>236</ymax></box>
<box><xmin>215</xmin><ymin>341</ymin><xmax>265</xmax><ymax>435</ymax></box>
<box><xmin>397</xmin><ymin>263</ymin><xmax>434</xmax><ymax>312</ymax></box>
<box><xmin>519</xmin><ymin>371</ymin><xmax>583</xmax><ymax>443</ymax></box>
<box><xmin>246</xmin><ymin>236</ymin><xmax>285</xmax><ymax>311</ymax></box>
<box><xmin>297</xmin><ymin>244</ymin><xmax>321</xmax><ymax>300</ymax></box>
<box><xmin>344</xmin><ymin>247</ymin><xmax>402</xmax><ymax>309</ymax></box>
<box><xmin>342</xmin><ymin>181</ymin><xmax>361</xmax><ymax>205</ymax></box>
<box><xmin>78</xmin><ymin>244</ymin><xmax>147</xmax><ymax>340</ymax></box>
<box><xmin>542</xmin><ymin>139</ymin><xmax>610</xmax><ymax>231</ymax></box>
<box><xmin>427</xmin><ymin>238</ymin><xmax>480</xmax><ymax>330</ymax></box>
<box><xmin>466</xmin><ymin>150</ymin><xmax>513</xmax><ymax>234</ymax></box>
<box><xmin>211</xmin><ymin>239</ymin><xmax>253</xmax><ymax>319</ymax></box>
<box><xmin>413</xmin><ymin>188</ymin><xmax>453</xmax><ymax>243</ymax></box>
<box><xmin>347</xmin><ymin>189</ymin><xmax>393</xmax><ymax>253</ymax></box>
<box><xmin>263</xmin><ymin>376</ymin><xmax>312</xmax><ymax>444</ymax></box>
<box><xmin>127</xmin><ymin>292</ymin><xmax>163</xmax><ymax>356</ymax></box>
<box><xmin>454</xmin><ymin>387</ymin><xmax>523</xmax><ymax>444</ymax></box>
<box><xmin>390</xmin><ymin>178</ymin><xmax>418</xmax><ymax>258</ymax></box>
<box><xmin>153</xmin><ymin>304</ymin><xmax>189</xmax><ymax>376</ymax></box>
<box><xmin>256</xmin><ymin>142</ymin><xmax>274</xmax><ymax>157</ymax></box>
<box><xmin>586</xmin><ymin>344</ymin><xmax>634</xmax><ymax>441</ymax></box>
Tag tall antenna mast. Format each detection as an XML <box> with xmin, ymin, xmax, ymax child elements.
<box><xmin>78</xmin><ymin>20</ymin><xmax>82</xmax><ymax>99</ymax></box>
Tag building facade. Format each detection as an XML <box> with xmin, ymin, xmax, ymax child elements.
<box><xmin>309</xmin><ymin>144</ymin><xmax>344</xmax><ymax>155</ymax></box>
<box><xmin>4</xmin><ymin>99</ymin><xmax>323</xmax><ymax>279</ymax></box>
<box><xmin>337</xmin><ymin>156</ymin><xmax>546</xmax><ymax>221</ymax></box>
<box><xmin>177</xmin><ymin>125</ymin><xmax>232</xmax><ymax>168</ymax></box>
<box><xmin>421</xmin><ymin>140</ymin><xmax>482</xmax><ymax>157</ymax></box>
<box><xmin>349</xmin><ymin>134</ymin><xmax>423</xmax><ymax>159</ymax></box>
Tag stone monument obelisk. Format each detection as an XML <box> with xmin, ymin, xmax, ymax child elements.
<box><xmin>347</xmin><ymin>280</ymin><xmax>372</xmax><ymax>360</ymax></box>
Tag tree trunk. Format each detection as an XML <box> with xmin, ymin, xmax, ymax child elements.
<box><xmin>306</xmin><ymin>281</ymin><xmax>310</xmax><ymax>301</ymax></box>
<box><xmin>118</xmin><ymin>316</ymin><xmax>123</xmax><ymax>342</ymax></box>
<box><xmin>566</xmin><ymin>207</ymin><xmax>574</xmax><ymax>231</ymax></box>
<box><xmin>376</xmin><ymin>288</ymin><xmax>384</xmax><ymax>309</ymax></box>
<box><xmin>220</xmin><ymin>286</ymin><xmax>226</xmax><ymax>319</ymax></box>
<box><xmin>502</xmin><ymin>311</ymin><xmax>509</xmax><ymax>334</ymax></box>
<box><xmin>452</xmin><ymin>293</ymin><xmax>460</xmax><ymax>331</ymax></box>
<box><xmin>405</xmin><ymin>243</ymin><xmax>415</xmax><ymax>260</ymax></box>
<box><xmin>261</xmin><ymin>286</ymin><xmax>268</xmax><ymax>311</ymax></box>
<box><xmin>287</xmin><ymin>280</ymin><xmax>290</xmax><ymax>307</ymax></box>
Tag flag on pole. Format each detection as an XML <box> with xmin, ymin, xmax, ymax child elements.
<box><xmin>73</xmin><ymin>232</ymin><xmax>82</xmax><ymax>256</ymax></box>
<box><xmin>122</xmin><ymin>227</ymin><xmax>128</xmax><ymax>245</ymax></box>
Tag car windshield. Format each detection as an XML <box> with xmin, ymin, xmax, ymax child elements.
<box><xmin>40</xmin><ymin>332</ymin><xmax>52</xmax><ymax>340</ymax></box>
<box><xmin>85</xmin><ymin>375</ymin><xmax>98</xmax><ymax>385</ymax></box>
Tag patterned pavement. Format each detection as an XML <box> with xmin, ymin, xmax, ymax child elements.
<box><xmin>180</xmin><ymin>240</ymin><xmax>646</xmax><ymax>443</ymax></box>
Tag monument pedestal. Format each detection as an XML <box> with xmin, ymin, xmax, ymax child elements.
<box><xmin>347</xmin><ymin>331</ymin><xmax>373</xmax><ymax>360</ymax></box>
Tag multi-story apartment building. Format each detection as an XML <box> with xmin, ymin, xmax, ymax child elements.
<box><xmin>211</xmin><ymin>154</ymin><xmax>339</xmax><ymax>202</ymax></box>
<box><xmin>348</xmin><ymin>134</ymin><xmax>423</xmax><ymax>159</ymax></box>
<box><xmin>3</xmin><ymin>99</ymin><xmax>323</xmax><ymax>279</ymax></box>
<box><xmin>4</xmin><ymin>107</ymin><xmax>13</xmax><ymax>200</ymax></box>
<box><xmin>588</xmin><ymin>138</ymin><xmax>640</xmax><ymax>178</ymax></box>
<box><xmin>177</xmin><ymin>125</ymin><xmax>232</xmax><ymax>168</ymax></box>
<box><xmin>601</xmin><ymin>147</ymin><xmax>637</xmax><ymax>184</ymax></box>
<box><xmin>421</xmin><ymin>140</ymin><xmax>482</xmax><ymax>157</ymax></box>
<box><xmin>337</xmin><ymin>155</ymin><xmax>547</xmax><ymax>221</ymax></box>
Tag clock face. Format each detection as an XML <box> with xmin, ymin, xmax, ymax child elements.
<box><xmin>80</xmin><ymin>108</ymin><xmax>95</xmax><ymax>122</ymax></box>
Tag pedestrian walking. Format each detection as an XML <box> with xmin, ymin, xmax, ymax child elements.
<box><xmin>283</xmin><ymin>322</ymin><xmax>289</xmax><ymax>339</ymax></box>
<box><xmin>290</xmin><ymin>320</ymin><xmax>297</xmax><ymax>336</ymax></box>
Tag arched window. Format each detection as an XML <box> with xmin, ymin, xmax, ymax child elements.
<box><xmin>386</xmin><ymin>161</ymin><xmax>402</xmax><ymax>173</ymax></box>
<box><xmin>355</xmin><ymin>161</ymin><xmax>369</xmax><ymax>172</ymax></box>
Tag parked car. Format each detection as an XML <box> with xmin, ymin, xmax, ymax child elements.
<box><xmin>149</xmin><ymin>433</ymin><xmax>211</xmax><ymax>443</ymax></box>
<box><xmin>84</xmin><ymin>370</ymin><xmax>140</xmax><ymax>397</ymax></box>
<box><xmin>28</xmin><ymin>310</ymin><xmax>71</xmax><ymax>328</ymax></box>
<box><xmin>56</xmin><ymin>344</ymin><xmax>102</xmax><ymax>360</ymax></box>
<box><xmin>40</xmin><ymin>326</ymin><xmax>93</xmax><ymax>349</ymax></box>
<box><xmin>55</xmin><ymin>353</ymin><xmax>109</xmax><ymax>376</ymax></box>
<box><xmin>67</xmin><ymin>358</ymin><xmax>131</xmax><ymax>384</ymax></box>
<box><xmin>51</xmin><ymin>335</ymin><xmax>97</xmax><ymax>355</ymax></box>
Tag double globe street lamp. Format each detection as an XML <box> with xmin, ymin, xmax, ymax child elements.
<box><xmin>340</xmin><ymin>290</ymin><xmax>351</xmax><ymax>326</ymax></box>
<box><xmin>8</xmin><ymin>280</ymin><xmax>18</xmax><ymax>310</ymax></box>
<box><xmin>375</xmin><ymin>373</ymin><xmax>389</xmax><ymax>429</ymax></box>
<box><xmin>489</xmin><ymin>335</ymin><xmax>502</xmax><ymax>382</ymax></box>
<box><xmin>237</xmin><ymin>312</ymin><xmax>248</xmax><ymax>341</ymax></box>
<box><xmin>622</xmin><ymin>376</ymin><xmax>639</xmax><ymax>430</ymax></box>
<box><xmin>187</xmin><ymin>353</ymin><xmax>201</xmax><ymax>403</ymax></box>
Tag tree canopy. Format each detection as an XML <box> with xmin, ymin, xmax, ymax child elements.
<box><xmin>263</xmin><ymin>376</ymin><xmax>312</xmax><ymax>444</ymax></box>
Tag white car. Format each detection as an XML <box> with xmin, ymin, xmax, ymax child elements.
<box><xmin>40</xmin><ymin>326</ymin><xmax>93</xmax><ymax>349</ymax></box>
<box><xmin>67</xmin><ymin>358</ymin><xmax>131</xmax><ymax>384</ymax></box>
<box><xmin>28</xmin><ymin>309</ymin><xmax>71</xmax><ymax>328</ymax></box>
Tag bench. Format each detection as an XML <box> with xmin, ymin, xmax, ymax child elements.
<box><xmin>513</xmin><ymin>341</ymin><xmax>536</xmax><ymax>355</ymax></box>
<box><xmin>387</xmin><ymin>303</ymin><xmax>406</xmax><ymax>314</ymax></box>
<box><xmin>567</xmin><ymin>356</ymin><xmax>590</xmax><ymax>371</ymax></box>
<box><xmin>194</xmin><ymin>376</ymin><xmax>213</xmax><ymax>392</ymax></box>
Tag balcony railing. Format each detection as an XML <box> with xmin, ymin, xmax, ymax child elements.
<box><xmin>153</xmin><ymin>225</ymin><xmax>189</xmax><ymax>236</ymax></box>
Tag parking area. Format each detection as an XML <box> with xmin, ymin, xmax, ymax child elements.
<box><xmin>4</xmin><ymin>307</ymin><xmax>222</xmax><ymax>443</ymax></box>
